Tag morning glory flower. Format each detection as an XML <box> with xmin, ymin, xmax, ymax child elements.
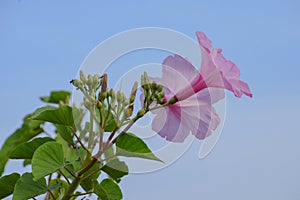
<box><xmin>149</xmin><ymin>32</ymin><xmax>252</xmax><ymax>142</ymax></box>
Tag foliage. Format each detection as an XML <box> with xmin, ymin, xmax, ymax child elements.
<box><xmin>0</xmin><ymin>73</ymin><xmax>163</xmax><ymax>199</ymax></box>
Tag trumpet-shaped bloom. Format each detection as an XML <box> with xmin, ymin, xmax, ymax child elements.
<box><xmin>196</xmin><ymin>31</ymin><xmax>252</xmax><ymax>98</ymax></box>
<box><xmin>149</xmin><ymin>32</ymin><xmax>252</xmax><ymax>142</ymax></box>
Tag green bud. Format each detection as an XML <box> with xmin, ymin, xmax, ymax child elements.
<box><xmin>124</xmin><ymin>105</ymin><xmax>133</xmax><ymax>118</ymax></box>
<box><xmin>71</xmin><ymin>79</ymin><xmax>83</xmax><ymax>88</ymax></box>
<box><xmin>168</xmin><ymin>96</ymin><xmax>178</xmax><ymax>105</ymax></box>
<box><xmin>80</xmin><ymin>70</ymin><xmax>86</xmax><ymax>83</ymax></box>
<box><xmin>137</xmin><ymin>108</ymin><xmax>146</xmax><ymax>117</ymax></box>
<box><xmin>98</xmin><ymin>91</ymin><xmax>107</xmax><ymax>101</ymax></box>
<box><xmin>109</xmin><ymin>89</ymin><xmax>115</xmax><ymax>97</ymax></box>
<box><xmin>159</xmin><ymin>92</ymin><xmax>165</xmax><ymax>99</ymax></box>
<box><xmin>87</xmin><ymin>75</ymin><xmax>93</xmax><ymax>89</ymax></box>
<box><xmin>117</xmin><ymin>91</ymin><xmax>122</xmax><ymax>102</ymax></box>
<box><xmin>130</xmin><ymin>81</ymin><xmax>138</xmax><ymax>103</ymax></box>
<box><xmin>121</xmin><ymin>94</ymin><xmax>126</xmax><ymax>103</ymax></box>
<box><xmin>151</xmin><ymin>82</ymin><xmax>157</xmax><ymax>91</ymax></box>
<box><xmin>143</xmin><ymin>72</ymin><xmax>150</xmax><ymax>84</ymax></box>
<box><xmin>157</xmin><ymin>85</ymin><xmax>163</xmax><ymax>92</ymax></box>
<box><xmin>124</xmin><ymin>99</ymin><xmax>130</xmax><ymax>106</ymax></box>
<box><xmin>96</xmin><ymin>101</ymin><xmax>102</xmax><ymax>109</ymax></box>
<box><xmin>93</xmin><ymin>75</ymin><xmax>100</xmax><ymax>89</ymax></box>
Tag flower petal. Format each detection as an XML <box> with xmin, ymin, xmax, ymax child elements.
<box><xmin>178</xmin><ymin>90</ymin><xmax>221</xmax><ymax>140</ymax></box>
<box><xmin>161</xmin><ymin>55</ymin><xmax>199</xmax><ymax>95</ymax></box>
<box><xmin>151</xmin><ymin>106</ymin><xmax>190</xmax><ymax>142</ymax></box>
<box><xmin>196</xmin><ymin>31</ymin><xmax>252</xmax><ymax>98</ymax></box>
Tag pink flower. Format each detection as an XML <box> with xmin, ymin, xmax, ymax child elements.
<box><xmin>196</xmin><ymin>31</ymin><xmax>252</xmax><ymax>98</ymax></box>
<box><xmin>149</xmin><ymin>32</ymin><xmax>252</xmax><ymax>142</ymax></box>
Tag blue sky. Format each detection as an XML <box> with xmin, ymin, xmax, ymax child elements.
<box><xmin>1</xmin><ymin>0</ymin><xmax>300</xmax><ymax>199</ymax></box>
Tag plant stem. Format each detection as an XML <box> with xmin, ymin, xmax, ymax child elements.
<box><xmin>70</xmin><ymin>192</ymin><xmax>93</xmax><ymax>197</ymax></box>
<box><xmin>60</xmin><ymin>156</ymin><xmax>98</xmax><ymax>200</ymax></box>
<box><xmin>88</xmin><ymin>106</ymin><xmax>94</xmax><ymax>149</ymax></box>
<box><xmin>58</xmin><ymin>169</ymin><xmax>70</xmax><ymax>185</ymax></box>
<box><xmin>70</xmin><ymin>127</ymin><xmax>89</xmax><ymax>152</ymax></box>
<box><xmin>61</xmin><ymin>175</ymin><xmax>82</xmax><ymax>200</ymax></box>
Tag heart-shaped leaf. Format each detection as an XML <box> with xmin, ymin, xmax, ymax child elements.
<box><xmin>32</xmin><ymin>142</ymin><xmax>65</xmax><ymax>181</ymax></box>
<box><xmin>31</xmin><ymin>106</ymin><xmax>76</xmax><ymax>127</ymax></box>
<box><xmin>13</xmin><ymin>173</ymin><xmax>47</xmax><ymax>200</ymax></box>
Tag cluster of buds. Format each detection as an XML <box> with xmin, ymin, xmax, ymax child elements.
<box><xmin>71</xmin><ymin>70</ymin><xmax>100</xmax><ymax>93</ymax></box>
<box><xmin>141</xmin><ymin>72</ymin><xmax>165</xmax><ymax>109</ymax></box>
<box><xmin>108</xmin><ymin>81</ymin><xmax>138</xmax><ymax>126</ymax></box>
<box><xmin>70</xmin><ymin>71</ymin><xmax>102</xmax><ymax>111</ymax></box>
<box><xmin>71</xmin><ymin>71</ymin><xmax>165</xmax><ymax>130</ymax></box>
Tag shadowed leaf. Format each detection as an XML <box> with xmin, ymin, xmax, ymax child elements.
<box><xmin>13</xmin><ymin>173</ymin><xmax>47</xmax><ymax>200</ymax></box>
<box><xmin>10</xmin><ymin>137</ymin><xmax>54</xmax><ymax>159</ymax></box>
<box><xmin>0</xmin><ymin>173</ymin><xmax>20</xmax><ymax>198</ymax></box>
<box><xmin>40</xmin><ymin>90</ymin><xmax>71</xmax><ymax>104</ymax></box>
<box><xmin>94</xmin><ymin>179</ymin><xmax>122</xmax><ymax>200</ymax></box>
<box><xmin>0</xmin><ymin>114</ymin><xmax>43</xmax><ymax>176</ymax></box>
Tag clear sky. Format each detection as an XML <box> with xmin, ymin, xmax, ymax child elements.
<box><xmin>1</xmin><ymin>0</ymin><xmax>300</xmax><ymax>199</ymax></box>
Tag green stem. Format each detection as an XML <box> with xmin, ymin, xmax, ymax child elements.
<box><xmin>88</xmin><ymin>106</ymin><xmax>94</xmax><ymax>149</ymax></box>
<box><xmin>61</xmin><ymin>175</ymin><xmax>82</xmax><ymax>200</ymax></box>
<box><xmin>69</xmin><ymin>127</ymin><xmax>89</xmax><ymax>153</ymax></box>
<box><xmin>60</xmin><ymin>155</ymin><xmax>98</xmax><ymax>200</ymax></box>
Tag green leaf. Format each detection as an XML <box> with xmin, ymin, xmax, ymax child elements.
<box><xmin>32</xmin><ymin>106</ymin><xmax>74</xmax><ymax>127</ymax></box>
<box><xmin>23</xmin><ymin>159</ymin><xmax>31</xmax><ymax>167</ymax></box>
<box><xmin>56</xmin><ymin>133</ymin><xmax>77</xmax><ymax>163</ymax></box>
<box><xmin>40</xmin><ymin>90</ymin><xmax>71</xmax><ymax>104</ymax></box>
<box><xmin>56</xmin><ymin>124</ymin><xmax>74</xmax><ymax>145</ymax></box>
<box><xmin>103</xmin><ymin>110</ymin><xmax>117</xmax><ymax>132</ymax></box>
<box><xmin>80</xmin><ymin>162</ymin><xmax>101</xmax><ymax>192</ymax></box>
<box><xmin>0</xmin><ymin>114</ymin><xmax>43</xmax><ymax>176</ymax></box>
<box><xmin>32</xmin><ymin>142</ymin><xmax>65</xmax><ymax>181</ymax></box>
<box><xmin>94</xmin><ymin>179</ymin><xmax>122</xmax><ymax>200</ymax></box>
<box><xmin>10</xmin><ymin>137</ymin><xmax>54</xmax><ymax>159</ymax></box>
<box><xmin>31</xmin><ymin>105</ymin><xmax>76</xmax><ymax>127</ymax></box>
<box><xmin>101</xmin><ymin>159</ymin><xmax>128</xmax><ymax>183</ymax></box>
<box><xmin>96</xmin><ymin>109</ymin><xmax>117</xmax><ymax>132</ymax></box>
<box><xmin>13</xmin><ymin>173</ymin><xmax>48</xmax><ymax>200</ymax></box>
<box><xmin>0</xmin><ymin>173</ymin><xmax>20</xmax><ymax>198</ymax></box>
<box><xmin>116</xmin><ymin>133</ymin><xmax>162</xmax><ymax>162</ymax></box>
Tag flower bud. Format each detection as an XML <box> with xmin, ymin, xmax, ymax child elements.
<box><xmin>96</xmin><ymin>100</ymin><xmax>102</xmax><ymax>109</ymax></box>
<box><xmin>87</xmin><ymin>75</ymin><xmax>93</xmax><ymax>89</ymax></box>
<box><xmin>124</xmin><ymin>105</ymin><xmax>133</xmax><ymax>118</ymax></box>
<box><xmin>101</xmin><ymin>74</ymin><xmax>108</xmax><ymax>92</ymax></box>
<box><xmin>168</xmin><ymin>96</ymin><xmax>178</xmax><ymax>105</ymax></box>
<box><xmin>70</xmin><ymin>79</ymin><xmax>83</xmax><ymax>89</ymax></box>
<box><xmin>98</xmin><ymin>91</ymin><xmax>107</xmax><ymax>101</ymax></box>
<box><xmin>117</xmin><ymin>91</ymin><xmax>122</xmax><ymax>102</ymax></box>
<box><xmin>130</xmin><ymin>81</ymin><xmax>138</xmax><ymax>103</ymax></box>
<box><xmin>151</xmin><ymin>82</ymin><xmax>157</xmax><ymax>91</ymax></box>
<box><xmin>93</xmin><ymin>75</ymin><xmax>100</xmax><ymax>89</ymax></box>
<box><xmin>137</xmin><ymin>108</ymin><xmax>146</xmax><ymax>117</ymax></box>
<box><xmin>80</xmin><ymin>70</ymin><xmax>86</xmax><ymax>83</ymax></box>
<box><xmin>157</xmin><ymin>85</ymin><xmax>163</xmax><ymax>92</ymax></box>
